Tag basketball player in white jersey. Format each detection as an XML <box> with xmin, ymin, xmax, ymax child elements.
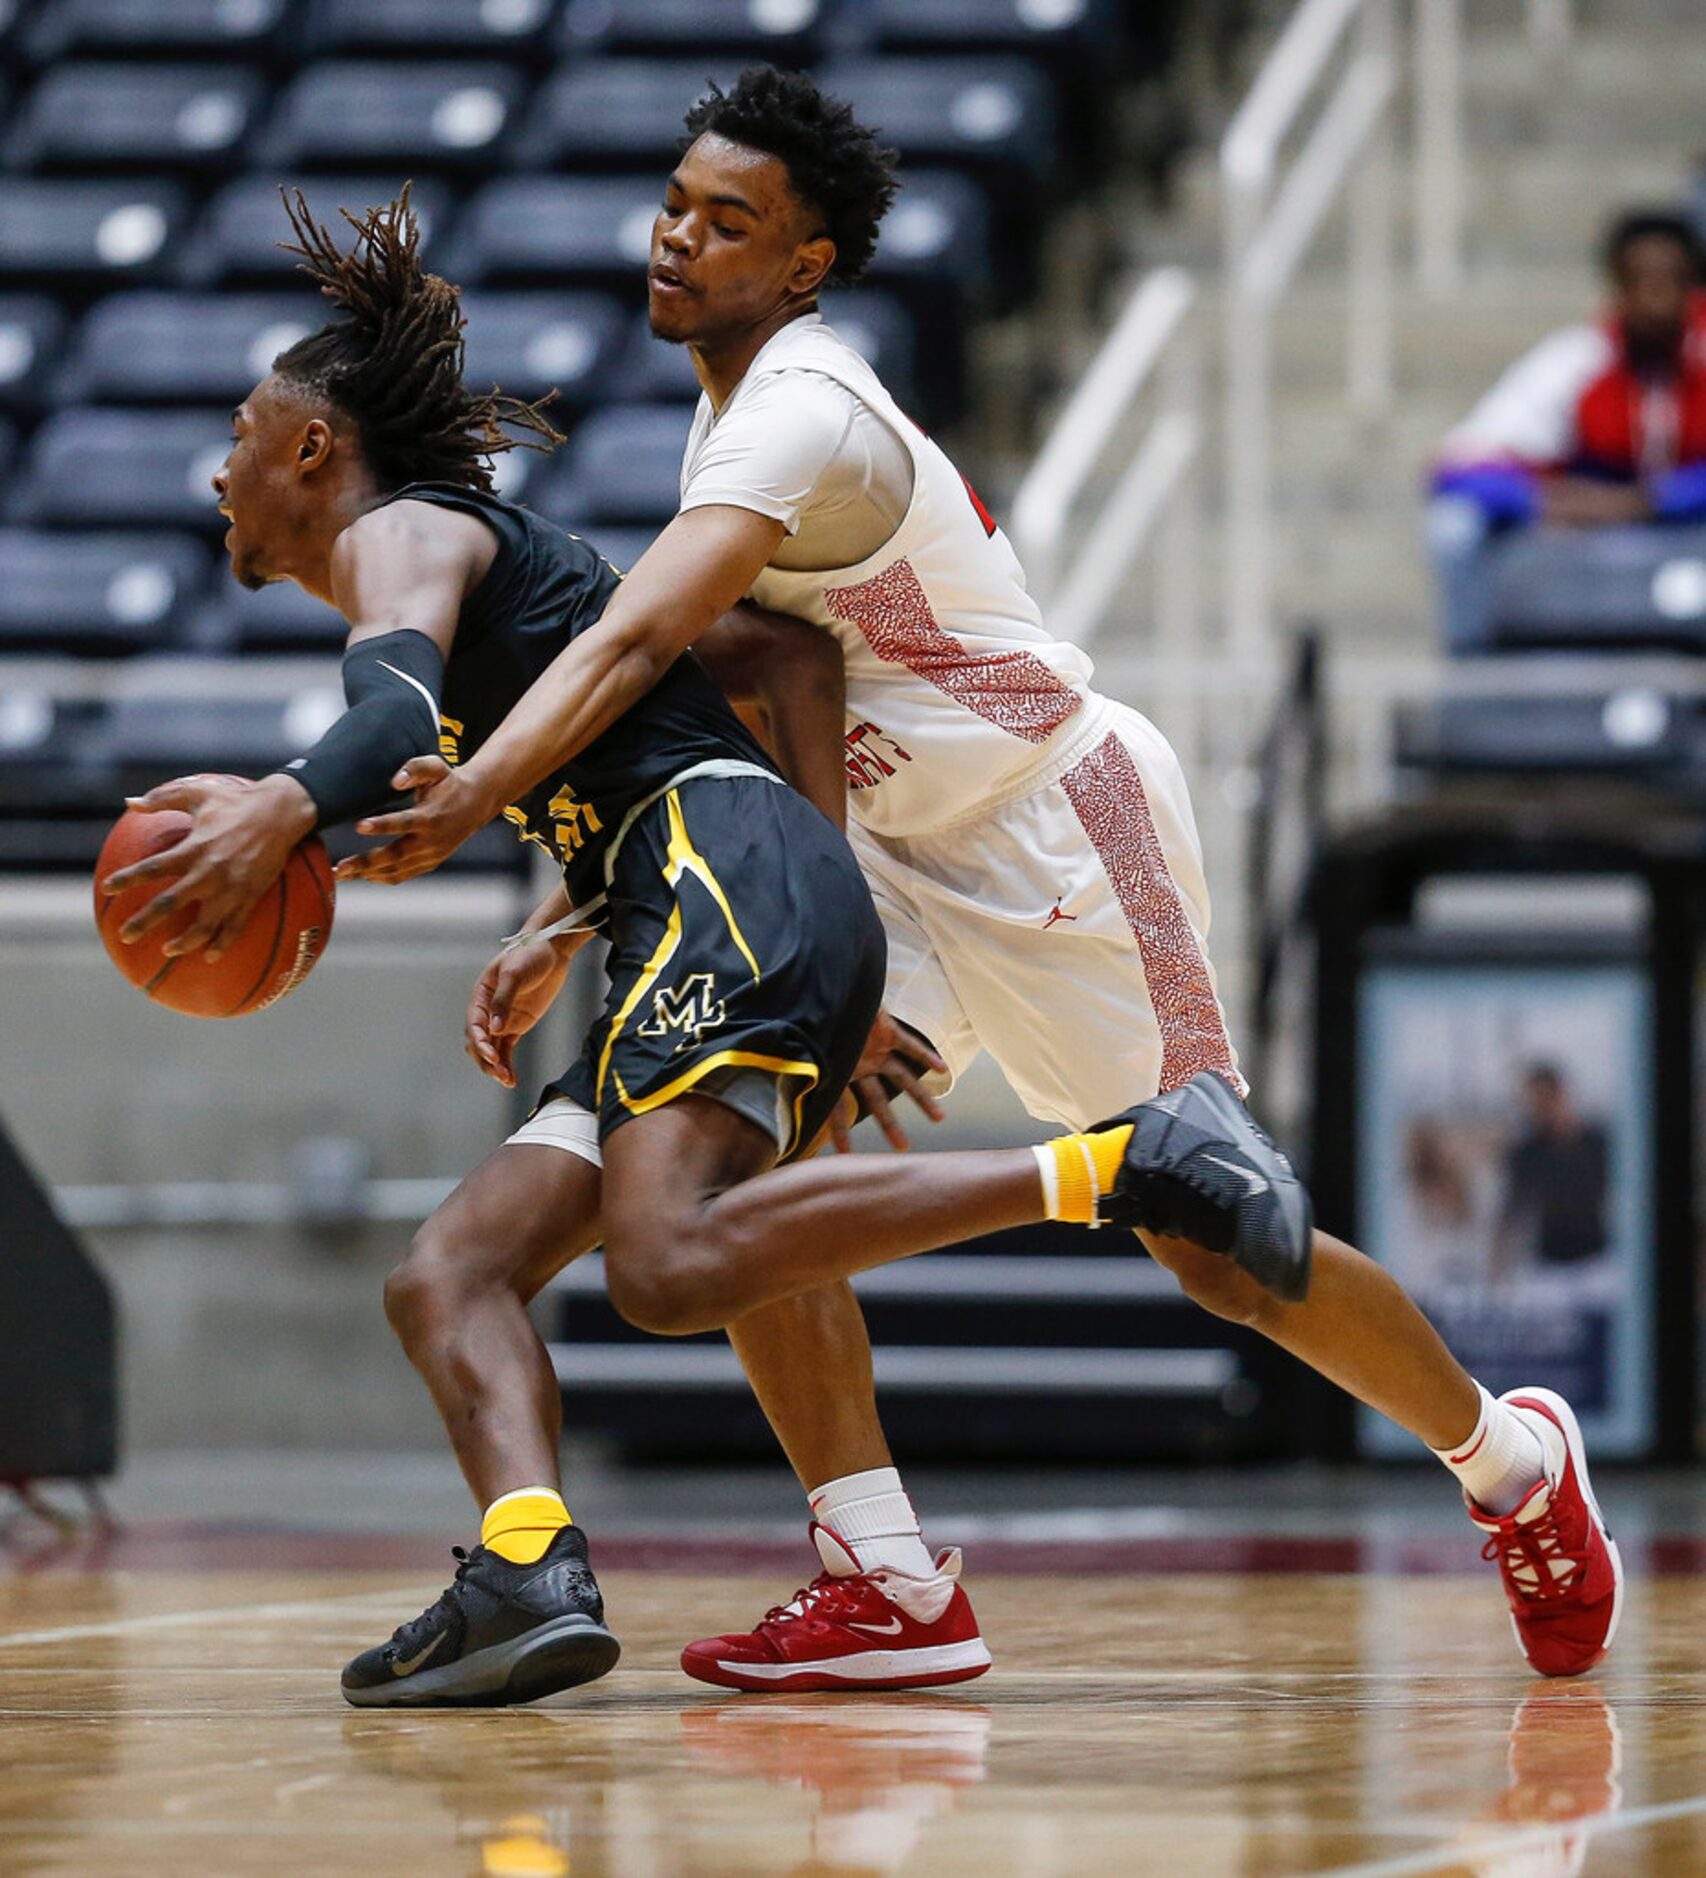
<box><xmin>342</xmin><ymin>68</ymin><xmax>1621</xmax><ymax>1689</ymax></box>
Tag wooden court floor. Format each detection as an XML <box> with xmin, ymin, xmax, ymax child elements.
<box><xmin>2</xmin><ymin>1565</ymin><xmax>1703</xmax><ymax>1876</ymax></box>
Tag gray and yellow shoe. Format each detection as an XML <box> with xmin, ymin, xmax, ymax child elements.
<box><xmin>1097</xmin><ymin>1070</ymin><xmax>1313</xmax><ymax>1302</ymax></box>
<box><xmin>341</xmin><ymin>1524</ymin><xmax>619</xmax><ymax>1708</ymax></box>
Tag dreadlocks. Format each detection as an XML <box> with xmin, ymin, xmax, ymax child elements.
<box><xmin>272</xmin><ymin>185</ymin><xmax>561</xmax><ymax>494</ymax></box>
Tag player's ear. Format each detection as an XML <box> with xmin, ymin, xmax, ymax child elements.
<box><xmin>792</xmin><ymin>234</ymin><xmax>835</xmax><ymax>299</ymax></box>
<box><xmin>296</xmin><ymin>417</ymin><xmax>336</xmax><ymax>475</ymax></box>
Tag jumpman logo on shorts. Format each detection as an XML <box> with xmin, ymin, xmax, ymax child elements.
<box><xmin>1042</xmin><ymin>896</ymin><xmax>1077</xmax><ymax>930</ymax></box>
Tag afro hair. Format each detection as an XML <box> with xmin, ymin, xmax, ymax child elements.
<box><xmin>681</xmin><ymin>66</ymin><xmax>900</xmax><ymax>286</ymax></box>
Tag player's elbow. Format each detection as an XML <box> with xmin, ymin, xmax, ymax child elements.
<box><xmin>606</xmin><ymin>623</ymin><xmax>674</xmax><ymax>702</ymax></box>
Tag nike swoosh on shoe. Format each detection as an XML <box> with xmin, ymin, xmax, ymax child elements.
<box><xmin>390</xmin><ymin>1631</ymin><xmax>449</xmax><ymax>1677</ymax></box>
<box><xmin>1197</xmin><ymin>1152</ymin><xmax>1269</xmax><ymax>1198</ymax></box>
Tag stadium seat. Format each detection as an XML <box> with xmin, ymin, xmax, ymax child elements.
<box><xmin>613</xmin><ymin>313</ymin><xmax>704</xmax><ymax>404</ymax></box>
<box><xmin>188</xmin><ymin>174</ymin><xmax>453</xmax><ymax>286</ymax></box>
<box><xmin>558</xmin><ymin>0</ymin><xmax>822</xmax><ymax>67</ymax></box>
<box><xmin>865</xmin><ymin>0</ymin><xmax>1120</xmax><ymax>60</ymax></box>
<box><xmin>0</xmin><ymin>529</ymin><xmax>212</xmax><ymax>656</ymax></box>
<box><xmin>568</xmin><ymin>523</ymin><xmax>661</xmax><ymax>575</ymax></box>
<box><xmin>815</xmin><ymin>57</ymin><xmax>1059</xmax><ymax>194</ymax></box>
<box><xmin>6</xmin><ymin>63</ymin><xmax>268</xmax><ymax>175</ymax></box>
<box><xmin>538</xmin><ymin>404</ymin><xmax>689</xmax><ymax>527</ymax></box>
<box><xmin>187</xmin><ymin>578</ymin><xmax>349</xmax><ymax>656</ymax></box>
<box><xmin>862</xmin><ymin>0</ymin><xmax>1120</xmax><ymax>168</ymax></box>
<box><xmin>515</xmin><ymin>60</ymin><xmax>740</xmax><ymax>172</ymax></box>
<box><xmin>0</xmin><ymin>0</ymin><xmax>28</xmax><ymax>72</ymax></box>
<box><xmin>259</xmin><ymin>61</ymin><xmax>528</xmax><ymax>174</ymax></box>
<box><xmin>1394</xmin><ymin>685</ymin><xmax>1696</xmax><ymax>779</ymax></box>
<box><xmin>1485</xmin><ymin>526</ymin><xmax>1706</xmax><ymax>653</ymax></box>
<box><xmin>12</xmin><ymin>407</ymin><xmax>232</xmax><ymax>532</ymax></box>
<box><xmin>484</xmin><ymin>438</ymin><xmax>556</xmax><ymax>510</ymax></box>
<box><xmin>101</xmin><ymin>688</ymin><xmax>341</xmax><ymax>782</ymax></box>
<box><xmin>459</xmin><ymin>291</ymin><xmax>629</xmax><ymax>410</ymax></box>
<box><xmin>0</xmin><ymin>181</ymin><xmax>191</xmax><ymax>288</ymax></box>
<box><xmin>865</xmin><ymin>169</ymin><xmax>995</xmax><ymax>304</ymax></box>
<box><xmin>23</xmin><ymin>0</ymin><xmax>295</xmax><ymax>67</ymax></box>
<box><xmin>821</xmin><ymin>288</ymin><xmax>921</xmax><ymax>411</ymax></box>
<box><xmin>0</xmin><ymin>695</ymin><xmax>113</xmax><ymax>830</ymax></box>
<box><xmin>0</xmin><ymin>296</ymin><xmax>68</xmax><ymax>413</ymax></box>
<box><xmin>63</xmin><ymin>293</ymin><xmax>322</xmax><ymax>406</ymax></box>
<box><xmin>855</xmin><ymin>167</ymin><xmax>993</xmax><ymax>402</ymax></box>
<box><xmin>456</xmin><ymin>176</ymin><xmax>663</xmax><ymax>291</ymax></box>
<box><xmin>300</xmin><ymin>0</ymin><xmax>558</xmax><ymax>60</ymax></box>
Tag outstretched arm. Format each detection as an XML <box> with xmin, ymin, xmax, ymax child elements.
<box><xmin>345</xmin><ymin>504</ymin><xmax>786</xmax><ymax>878</ymax></box>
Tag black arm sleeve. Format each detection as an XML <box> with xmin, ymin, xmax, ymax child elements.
<box><xmin>277</xmin><ymin>628</ymin><xmax>446</xmax><ymax>830</ymax></box>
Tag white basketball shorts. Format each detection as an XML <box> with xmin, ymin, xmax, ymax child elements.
<box><xmin>848</xmin><ymin>693</ymin><xmax>1245</xmax><ymax>1134</ymax></box>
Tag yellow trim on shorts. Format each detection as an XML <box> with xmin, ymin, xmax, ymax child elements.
<box><xmin>614</xmin><ymin>1047</ymin><xmax>822</xmax><ymax>1157</ymax></box>
<box><xmin>660</xmin><ymin>788</ymin><xmax>761</xmax><ymax>979</ymax></box>
<box><xmin>593</xmin><ymin>788</ymin><xmax>764</xmax><ymax>1106</ymax></box>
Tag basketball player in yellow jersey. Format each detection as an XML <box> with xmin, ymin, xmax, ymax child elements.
<box><xmin>336</xmin><ymin>70</ymin><xmax>1622</xmax><ymax>1687</ymax></box>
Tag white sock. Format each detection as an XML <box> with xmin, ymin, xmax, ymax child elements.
<box><xmin>1432</xmin><ymin>1382</ymin><xmax>1547</xmax><ymax>1517</ymax></box>
<box><xmin>808</xmin><ymin>1466</ymin><xmax>938</xmax><ymax>1577</ymax></box>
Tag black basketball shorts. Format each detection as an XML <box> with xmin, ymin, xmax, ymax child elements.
<box><xmin>548</xmin><ymin>773</ymin><xmax>886</xmax><ymax>1162</ymax></box>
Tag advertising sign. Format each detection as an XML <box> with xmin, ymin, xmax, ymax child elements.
<box><xmin>1357</xmin><ymin>950</ymin><xmax>1655</xmax><ymax>1457</ymax></box>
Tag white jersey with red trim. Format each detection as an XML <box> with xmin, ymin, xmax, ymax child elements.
<box><xmin>679</xmin><ymin>314</ymin><xmax>1096</xmax><ymax>839</ymax></box>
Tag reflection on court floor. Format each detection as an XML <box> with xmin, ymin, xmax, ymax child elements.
<box><xmin>1</xmin><ymin>1560</ymin><xmax>1702</xmax><ymax>1876</ymax></box>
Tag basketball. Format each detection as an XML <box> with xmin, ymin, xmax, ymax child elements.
<box><xmin>93</xmin><ymin>791</ymin><xmax>336</xmax><ymax>1018</ymax></box>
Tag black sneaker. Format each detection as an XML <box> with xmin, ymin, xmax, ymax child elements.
<box><xmin>1096</xmin><ymin>1070</ymin><xmax>1313</xmax><ymax>1302</ymax></box>
<box><xmin>341</xmin><ymin>1524</ymin><xmax>620</xmax><ymax>1709</ymax></box>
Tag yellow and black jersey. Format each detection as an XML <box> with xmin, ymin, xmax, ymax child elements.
<box><xmin>378</xmin><ymin>480</ymin><xmax>777</xmax><ymax>914</ymax></box>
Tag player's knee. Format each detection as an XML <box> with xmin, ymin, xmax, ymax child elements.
<box><xmin>603</xmin><ymin>1236</ymin><xmax>727</xmax><ymax>1337</ymax></box>
<box><xmin>384</xmin><ymin>1226</ymin><xmax>471</xmax><ymax>1346</ymax></box>
<box><xmin>1147</xmin><ymin>1236</ymin><xmax>1272</xmax><ymax>1330</ymax></box>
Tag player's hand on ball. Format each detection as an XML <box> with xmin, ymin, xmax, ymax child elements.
<box><xmin>102</xmin><ymin>772</ymin><xmax>316</xmax><ymax>960</ymax></box>
<box><xmin>337</xmin><ymin>755</ymin><xmax>496</xmax><ymax>884</ymax></box>
<box><xmin>465</xmin><ymin>934</ymin><xmax>583</xmax><ymax>1087</ymax></box>
<box><xmin>831</xmin><ymin>1011</ymin><xmax>948</xmax><ymax>1153</ymax></box>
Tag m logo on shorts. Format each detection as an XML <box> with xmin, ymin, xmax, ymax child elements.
<box><xmin>638</xmin><ymin>973</ymin><xmax>726</xmax><ymax>1053</ymax></box>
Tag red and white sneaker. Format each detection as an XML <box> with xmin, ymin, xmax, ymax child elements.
<box><xmin>1466</xmin><ymin>1387</ymin><xmax>1624</xmax><ymax>1678</ymax></box>
<box><xmin>680</xmin><ymin>1523</ymin><xmax>993</xmax><ymax>1693</ymax></box>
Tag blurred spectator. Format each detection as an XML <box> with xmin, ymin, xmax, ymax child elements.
<box><xmin>1494</xmin><ymin>1063</ymin><xmax>1610</xmax><ymax>1272</ymax></box>
<box><xmin>1428</xmin><ymin>209</ymin><xmax>1706</xmax><ymax>652</ymax></box>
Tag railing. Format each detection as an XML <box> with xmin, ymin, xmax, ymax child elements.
<box><xmin>1223</xmin><ymin>0</ymin><xmax>1399</xmax><ymax>665</ymax></box>
<box><xmin>1015</xmin><ymin>0</ymin><xmax>1579</xmax><ymax>672</ymax></box>
<box><xmin>1009</xmin><ymin>265</ymin><xmax>1200</xmax><ymax>651</ymax></box>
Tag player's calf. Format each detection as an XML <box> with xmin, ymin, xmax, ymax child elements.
<box><xmin>1142</xmin><ymin>1233</ymin><xmax>1277</xmax><ymax>1330</ymax></box>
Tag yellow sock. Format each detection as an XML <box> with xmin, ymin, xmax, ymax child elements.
<box><xmin>1033</xmin><ymin>1124</ymin><xmax>1134</xmax><ymax>1225</ymax></box>
<box><xmin>480</xmin><ymin>1486</ymin><xmax>572</xmax><ymax>1565</ymax></box>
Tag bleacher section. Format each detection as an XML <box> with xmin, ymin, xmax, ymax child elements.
<box><xmin>0</xmin><ymin>0</ymin><xmax>1172</xmax><ymax>871</ymax></box>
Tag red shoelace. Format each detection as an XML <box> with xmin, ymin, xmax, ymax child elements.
<box><xmin>759</xmin><ymin>1572</ymin><xmax>872</xmax><ymax>1632</ymax></box>
<box><xmin>1481</xmin><ymin>1501</ymin><xmax>1584</xmax><ymax>1604</ymax></box>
